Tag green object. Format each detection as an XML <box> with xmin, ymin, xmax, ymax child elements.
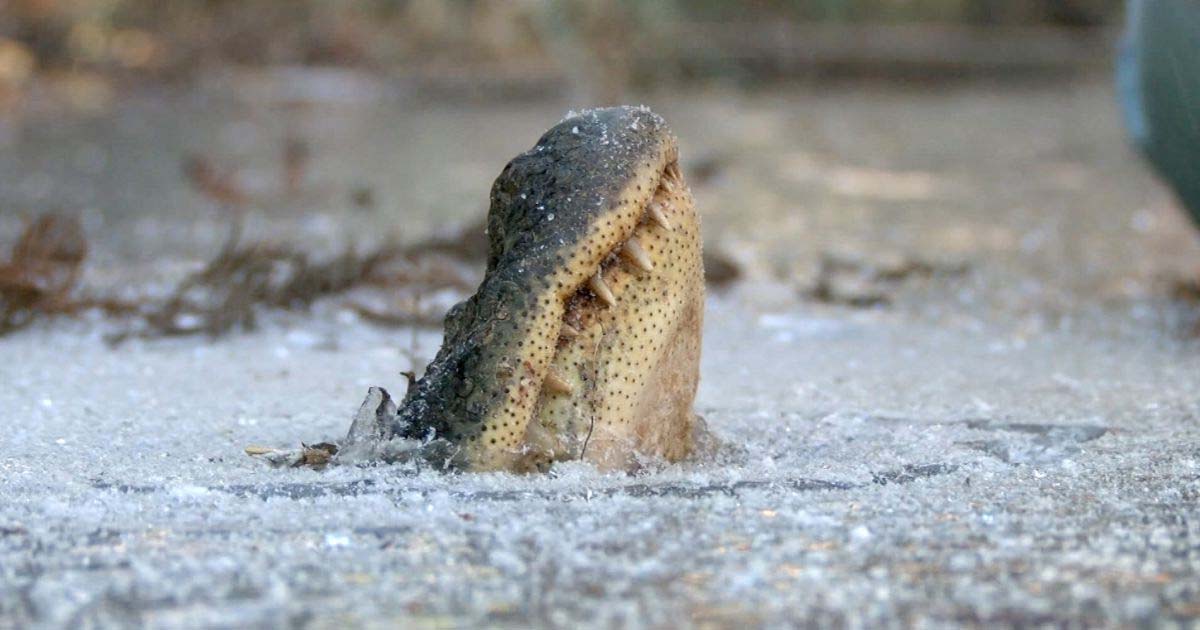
<box><xmin>1119</xmin><ymin>0</ymin><xmax>1200</xmax><ymax>223</ymax></box>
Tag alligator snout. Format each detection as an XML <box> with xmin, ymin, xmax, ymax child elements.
<box><xmin>280</xmin><ymin>107</ymin><xmax>705</xmax><ymax>473</ymax></box>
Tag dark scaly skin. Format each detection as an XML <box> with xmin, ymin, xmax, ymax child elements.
<box><xmin>384</xmin><ymin>106</ymin><xmax>704</xmax><ymax>472</ymax></box>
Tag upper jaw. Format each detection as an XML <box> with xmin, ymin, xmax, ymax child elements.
<box><xmin>394</xmin><ymin>107</ymin><xmax>686</xmax><ymax>470</ymax></box>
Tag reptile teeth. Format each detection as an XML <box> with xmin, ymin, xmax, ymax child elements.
<box><xmin>660</xmin><ymin>163</ymin><xmax>680</xmax><ymax>189</ymax></box>
<box><xmin>648</xmin><ymin>202</ymin><xmax>673</xmax><ymax>231</ymax></box>
<box><xmin>544</xmin><ymin>371</ymin><xmax>574</xmax><ymax>395</ymax></box>
<box><xmin>589</xmin><ymin>272</ymin><xmax>616</xmax><ymax>307</ymax></box>
<box><xmin>620</xmin><ymin>237</ymin><xmax>654</xmax><ymax>272</ymax></box>
<box><xmin>560</xmin><ymin>323</ymin><xmax>581</xmax><ymax>338</ymax></box>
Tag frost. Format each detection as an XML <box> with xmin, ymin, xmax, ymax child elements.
<box><xmin>2</xmin><ymin>92</ymin><xmax>1194</xmax><ymax>627</ymax></box>
<box><xmin>2</xmin><ymin>308</ymin><xmax>1192</xmax><ymax>626</ymax></box>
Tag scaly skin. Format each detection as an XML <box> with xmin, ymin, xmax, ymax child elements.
<box><xmin>386</xmin><ymin>106</ymin><xmax>704</xmax><ymax>472</ymax></box>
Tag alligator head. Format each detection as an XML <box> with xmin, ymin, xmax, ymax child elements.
<box><xmin>345</xmin><ymin>106</ymin><xmax>704</xmax><ymax>472</ymax></box>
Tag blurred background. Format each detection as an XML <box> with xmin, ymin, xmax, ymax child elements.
<box><xmin>1</xmin><ymin>0</ymin><xmax>1196</xmax><ymax>338</ymax></box>
<box><xmin>0</xmin><ymin>0</ymin><xmax>1123</xmax><ymax>91</ymax></box>
<box><xmin>10</xmin><ymin>7</ymin><xmax>1200</xmax><ymax>628</ymax></box>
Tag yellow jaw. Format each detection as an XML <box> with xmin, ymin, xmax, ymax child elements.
<box><xmin>393</xmin><ymin>107</ymin><xmax>704</xmax><ymax>472</ymax></box>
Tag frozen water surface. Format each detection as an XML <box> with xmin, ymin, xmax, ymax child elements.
<box><xmin>2</xmin><ymin>80</ymin><xmax>1200</xmax><ymax>627</ymax></box>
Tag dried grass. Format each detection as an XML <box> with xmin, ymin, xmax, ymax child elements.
<box><xmin>2</xmin><ymin>140</ymin><xmax>742</xmax><ymax>340</ymax></box>
<box><xmin>0</xmin><ymin>214</ymin><xmax>137</xmax><ymax>333</ymax></box>
<box><xmin>110</xmin><ymin>230</ymin><xmax>477</xmax><ymax>342</ymax></box>
<box><xmin>806</xmin><ymin>251</ymin><xmax>968</xmax><ymax>307</ymax></box>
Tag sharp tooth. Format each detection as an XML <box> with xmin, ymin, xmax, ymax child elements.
<box><xmin>647</xmin><ymin>202</ymin><xmax>673</xmax><ymax>231</ymax></box>
<box><xmin>666</xmin><ymin>162</ymin><xmax>682</xmax><ymax>182</ymax></box>
<box><xmin>620</xmin><ymin>238</ymin><xmax>654</xmax><ymax>272</ymax></box>
<box><xmin>661</xmin><ymin>176</ymin><xmax>677</xmax><ymax>192</ymax></box>
<box><xmin>589</xmin><ymin>272</ymin><xmax>616</xmax><ymax>307</ymax></box>
<box><xmin>560</xmin><ymin>323</ymin><xmax>580</xmax><ymax>338</ymax></box>
<box><xmin>544</xmin><ymin>371</ymin><xmax>574</xmax><ymax>395</ymax></box>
